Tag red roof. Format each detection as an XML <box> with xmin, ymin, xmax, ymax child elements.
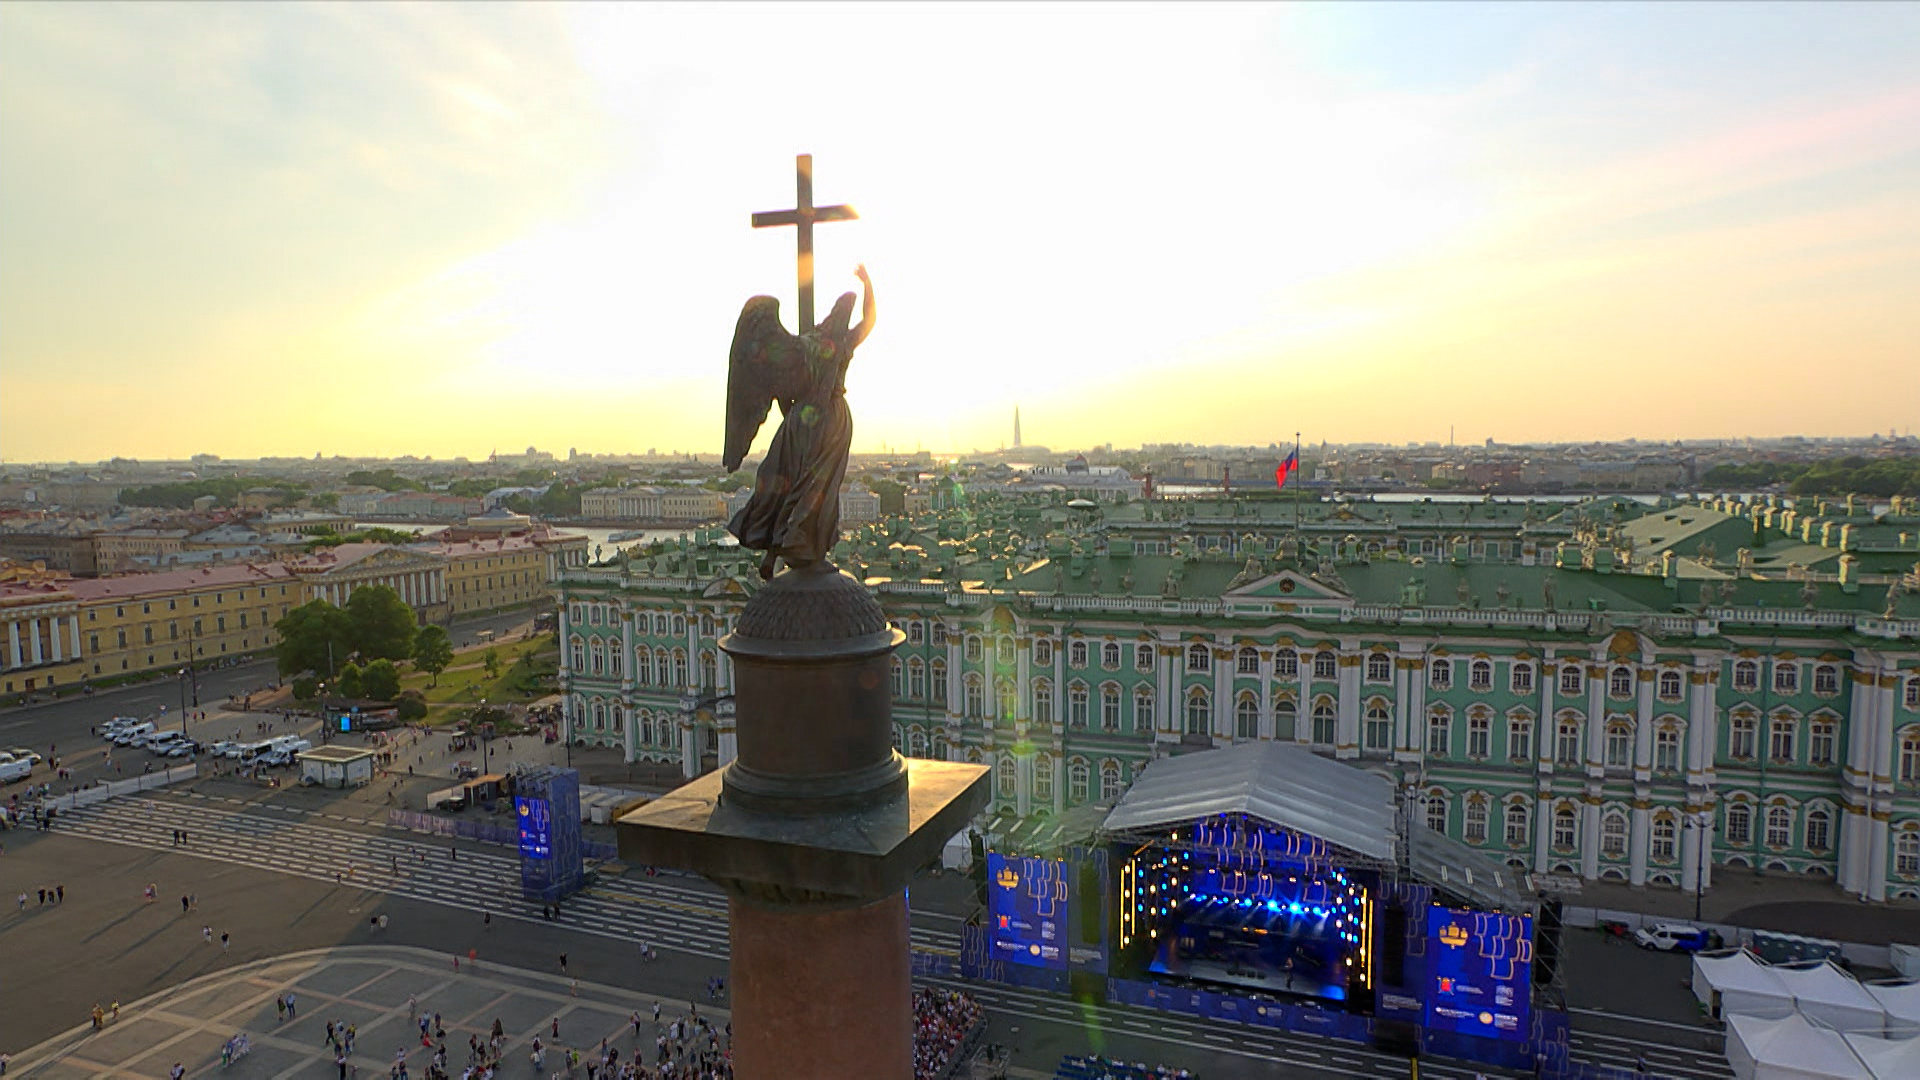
<box><xmin>70</xmin><ymin>562</ymin><xmax>298</xmax><ymax>601</ymax></box>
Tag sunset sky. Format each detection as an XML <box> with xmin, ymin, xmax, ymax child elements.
<box><xmin>3</xmin><ymin>2</ymin><xmax>1918</xmax><ymax>464</ymax></box>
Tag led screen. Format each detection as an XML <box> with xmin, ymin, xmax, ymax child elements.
<box><xmin>987</xmin><ymin>853</ymin><xmax>1069</xmax><ymax>969</ymax></box>
<box><xmin>516</xmin><ymin>797</ymin><xmax>552</xmax><ymax>860</ymax></box>
<box><xmin>1425</xmin><ymin>905</ymin><xmax>1532</xmax><ymax>1040</ymax></box>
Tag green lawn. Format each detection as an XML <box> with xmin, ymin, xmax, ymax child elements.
<box><xmin>400</xmin><ymin>633</ymin><xmax>558</xmax><ymax>722</ymax></box>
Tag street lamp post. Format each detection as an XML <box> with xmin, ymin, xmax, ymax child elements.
<box><xmin>480</xmin><ymin>697</ymin><xmax>491</xmax><ymax>775</ymax></box>
<box><xmin>1692</xmin><ymin>810</ymin><xmax>1715</xmax><ymax>924</ymax></box>
<box><xmin>176</xmin><ymin>669</ymin><xmax>190</xmax><ymax>738</ymax></box>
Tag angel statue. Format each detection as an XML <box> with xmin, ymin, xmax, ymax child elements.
<box><xmin>723</xmin><ymin>265</ymin><xmax>876</xmax><ymax>579</ymax></box>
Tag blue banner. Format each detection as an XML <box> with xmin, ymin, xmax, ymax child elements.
<box><xmin>1425</xmin><ymin>905</ymin><xmax>1532</xmax><ymax>1042</ymax></box>
<box><xmin>516</xmin><ymin>797</ymin><xmax>553</xmax><ymax>860</ymax></box>
<box><xmin>987</xmin><ymin>853</ymin><xmax>1071</xmax><ymax>970</ymax></box>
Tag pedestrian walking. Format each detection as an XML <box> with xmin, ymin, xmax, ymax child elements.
<box><xmin>558</xmin><ymin>952</ymin><xmax>567</xmax><ymax>974</ymax></box>
<box><xmin>203</xmin><ymin>925</ymin><xmax>213</xmax><ymax>943</ymax></box>
<box><xmin>15</xmin><ymin>893</ymin><xmax>24</xmax><ymax>911</ymax></box>
<box><xmin>482</xmin><ymin>911</ymin><xmax>491</xmax><ymax>930</ymax></box>
<box><xmin>221</xmin><ymin>931</ymin><xmax>230</xmax><ymax>951</ymax></box>
<box><xmin>286</xmin><ymin>993</ymin><xmax>296</xmax><ymax>1018</ymax></box>
<box><xmin>551</xmin><ymin>1017</ymin><xmax>559</xmax><ymax>1039</ymax></box>
<box><xmin>277</xmin><ymin>996</ymin><xmax>287</xmax><ymax>1023</ymax></box>
<box><xmin>55</xmin><ymin>884</ymin><xmax>63</xmax><ymax>902</ymax></box>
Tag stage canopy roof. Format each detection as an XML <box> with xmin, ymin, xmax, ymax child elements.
<box><xmin>1408</xmin><ymin>821</ymin><xmax>1536</xmax><ymax>913</ymax></box>
<box><xmin>1098</xmin><ymin>741</ymin><xmax>1398</xmax><ymax>863</ymax></box>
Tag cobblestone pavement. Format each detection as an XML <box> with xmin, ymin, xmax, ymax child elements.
<box><xmin>9</xmin><ymin>946</ymin><xmax>728</xmax><ymax>1080</ymax></box>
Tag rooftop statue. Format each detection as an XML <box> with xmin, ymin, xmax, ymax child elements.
<box><xmin>723</xmin><ymin>265</ymin><xmax>875</xmax><ymax>580</ymax></box>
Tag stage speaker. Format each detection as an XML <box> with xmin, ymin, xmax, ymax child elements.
<box><xmin>1069</xmin><ymin>969</ymin><xmax>1107</xmax><ymax>1005</ymax></box>
<box><xmin>1534</xmin><ymin>900</ymin><xmax>1563</xmax><ymax>986</ymax></box>
<box><xmin>1380</xmin><ymin>905</ymin><xmax>1408</xmax><ymax>987</ymax></box>
<box><xmin>1078</xmin><ymin>860</ymin><xmax>1103</xmax><ymax>942</ymax></box>
<box><xmin>1372</xmin><ymin>1019</ymin><xmax>1419</xmax><ymax>1058</ymax></box>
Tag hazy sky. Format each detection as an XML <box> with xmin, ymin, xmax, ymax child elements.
<box><xmin>4</xmin><ymin>2</ymin><xmax>1918</xmax><ymax>463</ymax></box>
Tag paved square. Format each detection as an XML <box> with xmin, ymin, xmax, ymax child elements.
<box><xmin>12</xmin><ymin>947</ymin><xmax>731</xmax><ymax>1080</ymax></box>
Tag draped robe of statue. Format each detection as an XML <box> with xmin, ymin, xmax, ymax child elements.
<box><xmin>724</xmin><ymin>281</ymin><xmax>871</xmax><ymax>579</ymax></box>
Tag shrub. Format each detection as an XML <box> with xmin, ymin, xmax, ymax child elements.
<box><xmin>292</xmin><ymin>676</ymin><xmax>318</xmax><ymax>701</ymax></box>
<box><xmin>394</xmin><ymin>690</ymin><xmax>428</xmax><ymax>722</ymax></box>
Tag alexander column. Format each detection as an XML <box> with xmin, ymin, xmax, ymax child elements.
<box><xmin>616</xmin><ymin>155</ymin><xmax>990</xmax><ymax>1080</ymax></box>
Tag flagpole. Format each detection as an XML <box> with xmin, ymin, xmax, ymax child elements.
<box><xmin>1293</xmin><ymin>431</ymin><xmax>1301</xmax><ymax>535</ymax></box>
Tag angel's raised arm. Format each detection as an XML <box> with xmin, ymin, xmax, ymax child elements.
<box><xmin>850</xmin><ymin>264</ymin><xmax>876</xmax><ymax>350</ymax></box>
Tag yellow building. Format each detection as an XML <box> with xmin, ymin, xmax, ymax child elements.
<box><xmin>412</xmin><ymin>528</ymin><xmax>587</xmax><ymax>616</ymax></box>
<box><xmin>2</xmin><ymin>562</ymin><xmax>303</xmax><ymax>694</ymax></box>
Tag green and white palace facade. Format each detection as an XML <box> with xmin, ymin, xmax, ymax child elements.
<box><xmin>555</xmin><ymin>494</ymin><xmax>1920</xmax><ymax>902</ymax></box>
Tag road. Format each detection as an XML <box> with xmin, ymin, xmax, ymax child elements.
<box><xmin>3</xmin><ymin>788</ymin><xmax>1736</xmax><ymax>1080</ymax></box>
<box><xmin>0</xmin><ymin>608</ymin><xmax>543</xmax><ymax>791</ymax></box>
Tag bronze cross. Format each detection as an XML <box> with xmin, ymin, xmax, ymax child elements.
<box><xmin>751</xmin><ymin>153</ymin><xmax>858</xmax><ymax>332</ymax></box>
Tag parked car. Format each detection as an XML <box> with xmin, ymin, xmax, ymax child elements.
<box><xmin>7</xmin><ymin>749</ymin><xmax>44</xmax><ymax>768</ymax></box>
<box><xmin>165</xmin><ymin>740</ymin><xmax>201</xmax><ymax>758</ymax></box>
<box><xmin>1634</xmin><ymin>923</ymin><xmax>1712</xmax><ymax>952</ymax></box>
<box><xmin>256</xmin><ymin>750</ymin><xmax>292</xmax><ymax>768</ymax></box>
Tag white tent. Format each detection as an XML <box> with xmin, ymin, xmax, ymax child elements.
<box><xmin>1843</xmin><ymin>1032</ymin><xmax>1920</xmax><ymax>1080</ymax></box>
<box><xmin>1774</xmin><ymin>961</ymin><xmax>1886</xmax><ymax>1034</ymax></box>
<box><xmin>1726</xmin><ymin>1012</ymin><xmax>1872</xmax><ymax>1080</ymax></box>
<box><xmin>1695</xmin><ymin>949</ymin><xmax>1795</xmax><ymax>1019</ymax></box>
<box><xmin>1863</xmin><ymin>979</ymin><xmax>1920</xmax><ymax>1038</ymax></box>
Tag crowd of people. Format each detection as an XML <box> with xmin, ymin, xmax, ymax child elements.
<box><xmin>1056</xmin><ymin>1056</ymin><xmax>1194</xmax><ymax>1080</ymax></box>
<box><xmin>913</xmin><ymin>988</ymin><xmax>983</xmax><ymax>1080</ymax></box>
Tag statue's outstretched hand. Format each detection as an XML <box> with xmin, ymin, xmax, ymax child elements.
<box><xmin>854</xmin><ymin>263</ymin><xmax>870</xmax><ymax>284</ymax></box>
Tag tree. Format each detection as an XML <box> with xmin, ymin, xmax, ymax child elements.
<box><xmin>291</xmin><ymin>676</ymin><xmax>319</xmax><ymax>701</ymax></box>
<box><xmin>411</xmin><ymin>625</ymin><xmax>454</xmax><ymax>687</ymax></box>
<box><xmin>394</xmin><ymin>690</ymin><xmax>428</xmax><ymax>721</ymax></box>
<box><xmin>360</xmin><ymin>659</ymin><xmax>401</xmax><ymax>701</ymax></box>
<box><xmin>345</xmin><ymin>585</ymin><xmax>417</xmax><ymax>661</ymax></box>
<box><xmin>273</xmin><ymin>601</ymin><xmax>354</xmax><ymax>678</ymax></box>
<box><xmin>308</xmin><ymin>492</ymin><xmax>339</xmax><ymax>510</ymax></box>
<box><xmin>483</xmin><ymin>647</ymin><xmax>503</xmax><ymax>679</ymax></box>
<box><xmin>335</xmin><ymin>662</ymin><xmax>363</xmax><ymax>699</ymax></box>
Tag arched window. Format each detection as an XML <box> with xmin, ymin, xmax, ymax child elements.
<box><xmin>996</xmin><ymin>678</ymin><xmax>1017</xmax><ymax>719</ymax></box>
<box><xmin>1556</xmin><ymin>716</ymin><xmax>1582</xmax><ymax>764</ymax></box>
<box><xmin>1733</xmin><ymin>660</ymin><xmax>1759</xmax><ymax>692</ymax></box>
<box><xmin>1469</xmin><ymin>660</ymin><xmax>1493</xmax><ymax>691</ymax></box>
<box><xmin>1274</xmin><ymin>697</ymin><xmax>1297</xmax><ymax>741</ymax></box>
<box><xmin>1658</xmin><ymin>670</ymin><xmax>1683</xmax><ymax>700</ymax></box>
<box><xmin>1273</xmin><ymin>648</ymin><xmax>1298</xmax><ymax>678</ymax></box>
<box><xmin>1134</xmin><ymin>686</ymin><xmax>1156</xmax><ymax>731</ymax></box>
<box><xmin>1773</xmin><ymin>662</ymin><xmax>1798</xmax><ymax>694</ymax></box>
<box><xmin>589</xmin><ymin>640</ymin><xmax>604</xmax><ymax>676</ymax></box>
<box><xmin>1240</xmin><ymin>647</ymin><xmax>1262</xmax><ymax>675</ymax></box>
<box><xmin>1729</xmin><ymin>709</ymin><xmax>1758</xmax><ymax>760</ymax></box>
<box><xmin>700</xmin><ymin>614</ymin><xmax>716</xmax><ymax>637</ymax></box>
<box><xmin>1508</xmin><ymin>710</ymin><xmax>1535</xmax><ymax>762</ymax></box>
<box><xmin>1605</xmin><ymin>721</ymin><xmax>1633</xmax><ymax>768</ymax></box>
<box><xmin>1187</xmin><ymin>643</ymin><xmax>1211</xmax><ymax>673</ymax></box>
<box><xmin>1766</xmin><ymin>805</ymin><xmax>1793</xmax><ymax>848</ymax></box>
<box><xmin>1367</xmin><ymin>653</ymin><xmax>1393</xmax><ymax>683</ymax></box>
<box><xmin>964</xmin><ymin>674</ymin><xmax>984</xmax><ymax>717</ymax></box>
<box><xmin>1101</xmin><ymin>684</ymin><xmax>1122</xmax><ymax>731</ymax></box>
<box><xmin>892</xmin><ymin>726</ymin><xmax>904</xmax><ymax>753</ymax></box>
<box><xmin>1313</xmin><ymin>651</ymin><xmax>1337</xmax><ymax>680</ymax></box>
<box><xmin>1427</xmin><ymin>706</ymin><xmax>1452</xmax><ymax>758</ymax></box>
<box><xmin>1559</xmin><ymin>665</ymin><xmax>1584</xmax><ymax>696</ymax></box>
<box><xmin>591</xmin><ymin>701</ymin><xmax>606</xmax><ymax>731</ymax></box>
<box><xmin>908</xmin><ymin>658</ymin><xmax>926</xmax><ymax>701</ymax></box>
<box><xmin>1601</xmin><ymin>811</ymin><xmax>1628</xmax><ymax>856</ymax></box>
<box><xmin>1809</xmin><ymin>713</ymin><xmax>1837</xmax><ymax>766</ymax></box>
<box><xmin>1235</xmin><ymin>694</ymin><xmax>1259</xmax><ymax>740</ymax></box>
<box><xmin>611</xmin><ymin>705</ymin><xmax>625</xmax><ymax>735</ymax></box>
<box><xmin>1134</xmin><ymin>644</ymin><xmax>1154</xmax><ymax>672</ymax></box>
<box><xmin>1652</xmin><ymin>815</ymin><xmax>1677</xmax><ymax>862</ymax></box>
<box><xmin>1102</xmin><ymin>642</ymin><xmax>1122</xmax><ymax>670</ymax></box>
<box><xmin>1032</xmin><ymin>637</ymin><xmax>1051</xmax><ymax>665</ymax></box>
<box><xmin>1067</xmin><ymin>682</ymin><xmax>1089</xmax><ymax>728</ymax></box>
<box><xmin>1425</xmin><ymin>793</ymin><xmax>1449</xmax><ymax>835</ymax></box>
<box><xmin>671</xmin><ymin>649</ymin><xmax>688</xmax><ymax>688</ymax></box>
<box><xmin>1068</xmin><ymin>639</ymin><xmax>1086</xmax><ymax>667</ymax></box>
<box><xmin>635</xmin><ymin>647</ymin><xmax>652</xmax><ymax>685</ymax></box>
<box><xmin>1805</xmin><ymin>806</ymin><xmax>1832</xmax><ymax>853</ymax></box>
<box><xmin>1464</xmin><ymin>797</ymin><xmax>1489</xmax><ymax>844</ymax></box>
<box><xmin>608</xmin><ymin>645</ymin><xmax>623</xmax><ymax>679</ymax></box>
<box><xmin>671</xmin><ymin>614</ymin><xmax>686</xmax><ymax>636</ymax></box>
<box><xmin>997</xmin><ymin>755</ymin><xmax>1016</xmax><ymax>801</ymax></box>
<box><xmin>1902</xmin><ymin>732</ymin><xmax>1920</xmax><ymax>784</ymax></box>
<box><xmin>997</xmin><ymin>637</ymin><xmax>1015</xmax><ymax>666</ymax></box>
<box><xmin>1725</xmin><ymin>802</ymin><xmax>1753</xmax><ymax>846</ymax></box>
<box><xmin>1897</xmin><ymin>829</ymin><xmax>1920</xmax><ymax>878</ymax></box>
<box><xmin>891</xmin><ymin>657</ymin><xmax>905</xmax><ymax>698</ymax></box>
<box><xmin>1511</xmin><ymin>662</ymin><xmax>1535</xmax><ymax>694</ymax></box>
<box><xmin>1769</xmin><ymin>711</ymin><xmax>1797</xmax><ymax>763</ymax></box>
<box><xmin>640</xmin><ymin>710</ymin><xmax>654</xmax><ymax>746</ymax></box>
<box><xmin>1609</xmin><ymin>666</ymin><xmax>1634</xmax><ymax>698</ymax></box>
<box><xmin>1504</xmin><ymin>802</ymin><xmax>1530</xmax><ymax>846</ymax></box>
<box><xmin>965</xmin><ymin>635</ymin><xmax>984</xmax><ymax>664</ymax></box>
<box><xmin>1655</xmin><ymin>725</ymin><xmax>1681</xmax><ymax>772</ymax></box>
<box><xmin>1552</xmin><ymin>805</ymin><xmax>1577</xmax><ymax>850</ymax></box>
<box><xmin>1034</xmin><ymin>756</ymin><xmax>1054</xmax><ymax>803</ymax></box>
<box><xmin>569</xmin><ymin>637</ymin><xmax>585</xmax><ymax>672</ymax></box>
<box><xmin>1365</xmin><ymin>702</ymin><xmax>1392</xmax><ymax>751</ymax></box>
<box><xmin>1033</xmin><ymin>680</ymin><xmax>1053</xmax><ymax>726</ymax></box>
<box><xmin>1311</xmin><ymin>699</ymin><xmax>1336</xmax><ymax>746</ymax></box>
<box><xmin>1430</xmin><ymin>659</ymin><xmax>1453</xmax><ymax>690</ymax></box>
<box><xmin>909</xmin><ymin>729</ymin><xmax>929</xmax><ymax>757</ymax></box>
<box><xmin>931</xmin><ymin>659</ymin><xmax>948</xmax><ymax>705</ymax></box>
<box><xmin>1100</xmin><ymin>760</ymin><xmax>1122</xmax><ymax>801</ymax></box>
<box><xmin>1068</xmin><ymin>759</ymin><xmax>1091</xmax><ymax>804</ymax></box>
<box><xmin>1185</xmin><ymin>688</ymin><xmax>1211</xmax><ymax>735</ymax></box>
<box><xmin>700</xmin><ymin>651</ymin><xmax>717</xmax><ymax>689</ymax></box>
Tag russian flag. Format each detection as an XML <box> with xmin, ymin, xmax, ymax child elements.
<box><xmin>1276</xmin><ymin>448</ymin><xmax>1300</xmax><ymax>490</ymax></box>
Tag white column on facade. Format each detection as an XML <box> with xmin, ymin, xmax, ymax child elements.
<box><xmin>8</xmin><ymin>620</ymin><xmax>21</xmax><ymax>670</ymax></box>
<box><xmin>1296</xmin><ymin>648</ymin><xmax>1312</xmax><ymax>743</ymax></box>
<box><xmin>1533</xmin><ymin>794</ymin><xmax>1553</xmax><ymax>873</ymax></box>
<box><xmin>1539</xmin><ymin>651</ymin><xmax>1557</xmax><ymax>769</ymax></box>
<box><xmin>1015</xmin><ymin>752</ymin><xmax>1032</xmax><ymax>817</ymax></box>
<box><xmin>1335</xmin><ymin>647</ymin><xmax>1361</xmax><ymax>759</ymax></box>
<box><xmin>681</xmin><ymin>716</ymin><xmax>699</xmax><ymax>779</ymax></box>
<box><xmin>1393</xmin><ymin>655</ymin><xmax>1411</xmax><ymax>753</ymax></box>
<box><xmin>1052</xmin><ymin>750</ymin><xmax>1065</xmax><ymax>815</ymax></box>
<box><xmin>1015</xmin><ymin>638</ymin><xmax>1031</xmax><ymax>725</ymax></box>
<box><xmin>686</xmin><ymin>610</ymin><xmax>699</xmax><ymax>688</ymax></box>
<box><xmin>1581</xmin><ymin>797</ymin><xmax>1602</xmax><ymax>880</ymax></box>
<box><xmin>1213</xmin><ymin>643</ymin><xmax>1232</xmax><ymax>742</ymax></box>
<box><xmin>1629</xmin><ymin>802</ymin><xmax>1651</xmax><ymax>887</ymax></box>
<box><xmin>1052</xmin><ymin>634</ymin><xmax>1066</xmax><ymax>732</ymax></box>
<box><xmin>1258</xmin><ymin>652</ymin><xmax>1274</xmax><ymax>740</ymax></box>
<box><xmin>1634</xmin><ymin>665</ymin><xmax>1657</xmax><ymax>772</ymax></box>
<box><xmin>946</xmin><ymin>632</ymin><xmax>964</xmax><ymax>723</ymax></box>
<box><xmin>557</xmin><ymin>603</ymin><xmax>572</xmax><ymax>680</ymax></box>
<box><xmin>1156</xmin><ymin>644</ymin><xmax>1175</xmax><ymax>740</ymax></box>
<box><xmin>28</xmin><ymin>618</ymin><xmax>43</xmax><ymax>666</ymax></box>
<box><xmin>1585</xmin><ymin>659</ymin><xmax>1607</xmax><ymax>771</ymax></box>
<box><xmin>1680</xmin><ymin>813</ymin><xmax>1703</xmax><ymax>894</ymax></box>
<box><xmin>1839</xmin><ymin>660</ymin><xmax>1878</xmax><ymax>894</ymax></box>
<box><xmin>49</xmin><ymin>616</ymin><xmax>63</xmax><ymax>662</ymax></box>
<box><xmin>1866</xmin><ymin>666</ymin><xmax>1897</xmax><ymax>901</ymax></box>
<box><xmin>69</xmin><ymin>615</ymin><xmax>82</xmax><ymax>658</ymax></box>
<box><xmin>621</xmin><ymin>611</ymin><xmax>638</xmax><ymax>763</ymax></box>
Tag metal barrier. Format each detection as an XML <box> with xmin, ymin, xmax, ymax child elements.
<box><xmin>40</xmin><ymin>764</ymin><xmax>199</xmax><ymax>814</ymax></box>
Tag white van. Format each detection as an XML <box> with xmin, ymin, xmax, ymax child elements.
<box><xmin>237</xmin><ymin>740</ymin><xmax>277</xmax><ymax>765</ymax></box>
<box><xmin>270</xmin><ymin>736</ymin><xmax>312</xmax><ymax>756</ymax></box>
<box><xmin>0</xmin><ymin>757</ymin><xmax>32</xmax><ymax>784</ymax></box>
<box><xmin>113</xmin><ymin>722</ymin><xmax>157</xmax><ymax>746</ymax></box>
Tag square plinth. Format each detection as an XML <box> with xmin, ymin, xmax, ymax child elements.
<box><xmin>615</xmin><ymin>759</ymin><xmax>989</xmax><ymax>901</ymax></box>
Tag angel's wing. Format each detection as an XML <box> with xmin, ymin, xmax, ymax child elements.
<box><xmin>723</xmin><ymin>295</ymin><xmax>794</xmax><ymax>472</ymax></box>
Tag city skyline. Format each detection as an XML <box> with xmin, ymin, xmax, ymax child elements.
<box><xmin>5</xmin><ymin>3</ymin><xmax>1920</xmax><ymax>462</ymax></box>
